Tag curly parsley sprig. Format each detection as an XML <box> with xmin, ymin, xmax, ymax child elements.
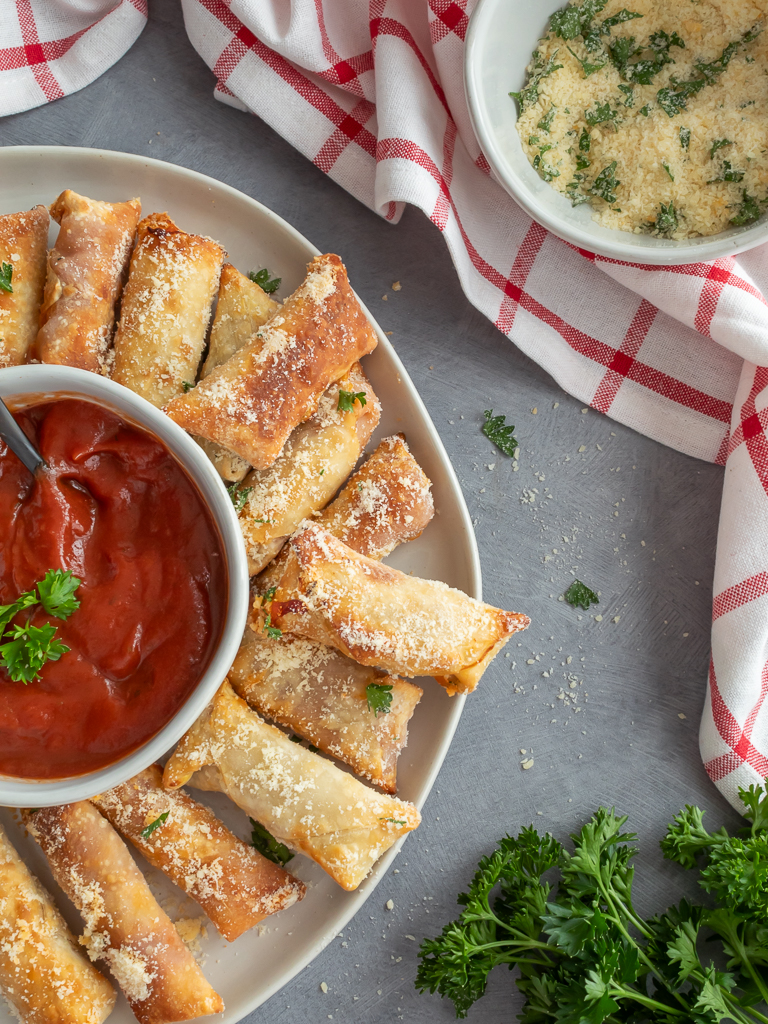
<box><xmin>481</xmin><ymin>410</ymin><xmax>518</xmax><ymax>457</ymax></box>
<box><xmin>417</xmin><ymin>781</ymin><xmax>768</xmax><ymax>1021</ymax></box>
<box><xmin>0</xmin><ymin>570</ymin><xmax>81</xmax><ymax>684</ymax></box>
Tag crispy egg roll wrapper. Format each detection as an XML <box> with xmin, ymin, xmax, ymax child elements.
<box><xmin>0</xmin><ymin>824</ymin><xmax>115</xmax><ymax>1024</ymax></box>
<box><xmin>270</xmin><ymin>523</ymin><xmax>530</xmax><ymax>695</ymax></box>
<box><xmin>111</xmin><ymin>213</ymin><xmax>225</xmax><ymax>408</ymax></box>
<box><xmin>164</xmin><ymin>254</ymin><xmax>378</xmax><ymax>469</ymax></box>
<box><xmin>195</xmin><ymin>264</ymin><xmax>280</xmax><ymax>482</ymax></box>
<box><xmin>92</xmin><ymin>764</ymin><xmax>305</xmax><ymax>942</ymax></box>
<box><xmin>0</xmin><ymin>206</ymin><xmax>49</xmax><ymax>367</ymax></box>
<box><xmin>231</xmin><ymin>630</ymin><xmax>421</xmax><ymax>793</ymax></box>
<box><xmin>23</xmin><ymin>803</ymin><xmax>223</xmax><ymax>1024</ymax></box>
<box><xmin>256</xmin><ymin>433</ymin><xmax>434</xmax><ymax>596</ymax></box>
<box><xmin>202</xmin><ymin>263</ymin><xmax>279</xmax><ymax>377</ymax></box>
<box><xmin>164</xmin><ymin>682</ymin><xmax>420</xmax><ymax>891</ymax></box>
<box><xmin>37</xmin><ymin>191</ymin><xmax>141</xmax><ymax>373</ymax></box>
<box><xmin>239</xmin><ymin>363</ymin><xmax>380</xmax><ymax>575</ymax></box>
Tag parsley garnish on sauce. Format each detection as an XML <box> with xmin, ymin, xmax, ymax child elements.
<box><xmin>338</xmin><ymin>389</ymin><xmax>367</xmax><ymax>412</ymax></box>
<box><xmin>481</xmin><ymin>410</ymin><xmax>518</xmax><ymax>457</ymax></box>
<box><xmin>0</xmin><ymin>570</ymin><xmax>81</xmax><ymax>684</ymax></box>
<box><xmin>250</xmin><ymin>818</ymin><xmax>293</xmax><ymax>866</ymax></box>
<box><xmin>367</xmin><ymin>682</ymin><xmax>393</xmax><ymax>716</ymax></box>
<box><xmin>0</xmin><ymin>262</ymin><xmax>13</xmax><ymax>294</ymax></box>
<box><xmin>564</xmin><ymin>579</ymin><xmax>599</xmax><ymax>610</ymax></box>
<box><xmin>248</xmin><ymin>268</ymin><xmax>281</xmax><ymax>294</ymax></box>
<box><xmin>140</xmin><ymin>812</ymin><xmax>169</xmax><ymax>840</ymax></box>
<box><xmin>226</xmin><ymin>482</ymin><xmax>252</xmax><ymax>514</ymax></box>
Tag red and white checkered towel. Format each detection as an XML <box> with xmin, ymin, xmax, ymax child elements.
<box><xmin>5</xmin><ymin>0</ymin><xmax>768</xmax><ymax>812</ymax></box>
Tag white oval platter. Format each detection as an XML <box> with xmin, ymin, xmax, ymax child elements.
<box><xmin>0</xmin><ymin>146</ymin><xmax>480</xmax><ymax>1024</ymax></box>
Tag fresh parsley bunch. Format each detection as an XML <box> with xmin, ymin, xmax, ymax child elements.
<box><xmin>0</xmin><ymin>570</ymin><xmax>81</xmax><ymax>684</ymax></box>
<box><xmin>417</xmin><ymin>783</ymin><xmax>768</xmax><ymax>1022</ymax></box>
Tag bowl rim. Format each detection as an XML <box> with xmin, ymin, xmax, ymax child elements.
<box><xmin>0</xmin><ymin>364</ymin><xmax>250</xmax><ymax>806</ymax></box>
<box><xmin>464</xmin><ymin>0</ymin><xmax>768</xmax><ymax>266</ymax></box>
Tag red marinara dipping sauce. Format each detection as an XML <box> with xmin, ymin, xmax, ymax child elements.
<box><xmin>0</xmin><ymin>397</ymin><xmax>227</xmax><ymax>780</ymax></box>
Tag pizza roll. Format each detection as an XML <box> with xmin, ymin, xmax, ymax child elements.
<box><xmin>24</xmin><ymin>803</ymin><xmax>223</xmax><ymax>1024</ymax></box>
<box><xmin>36</xmin><ymin>190</ymin><xmax>141</xmax><ymax>373</ymax></box>
<box><xmin>239</xmin><ymin>362</ymin><xmax>380</xmax><ymax>575</ymax></box>
<box><xmin>111</xmin><ymin>213</ymin><xmax>225</xmax><ymax>408</ymax></box>
<box><xmin>0</xmin><ymin>206</ymin><xmax>49</xmax><ymax>367</ymax></box>
<box><xmin>269</xmin><ymin>523</ymin><xmax>530</xmax><ymax>695</ymax></box>
<box><xmin>92</xmin><ymin>764</ymin><xmax>305</xmax><ymax>942</ymax></box>
<box><xmin>164</xmin><ymin>682</ymin><xmax>420</xmax><ymax>891</ymax></box>
<box><xmin>0</xmin><ymin>823</ymin><xmax>115</xmax><ymax>1024</ymax></box>
<box><xmin>256</xmin><ymin>433</ymin><xmax>434</xmax><ymax>596</ymax></box>
<box><xmin>231</xmin><ymin>630</ymin><xmax>421</xmax><ymax>793</ymax></box>
<box><xmin>202</xmin><ymin>263</ymin><xmax>279</xmax><ymax>377</ymax></box>
<box><xmin>194</xmin><ymin>264</ymin><xmax>280</xmax><ymax>482</ymax></box>
<box><xmin>164</xmin><ymin>254</ymin><xmax>378</xmax><ymax>469</ymax></box>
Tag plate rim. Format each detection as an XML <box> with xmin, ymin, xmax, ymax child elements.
<box><xmin>0</xmin><ymin>144</ymin><xmax>481</xmax><ymax>1020</ymax></box>
<box><xmin>463</xmin><ymin>0</ymin><xmax>768</xmax><ymax>265</ymax></box>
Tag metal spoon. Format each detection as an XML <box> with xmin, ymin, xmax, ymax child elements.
<box><xmin>0</xmin><ymin>395</ymin><xmax>44</xmax><ymax>474</ymax></box>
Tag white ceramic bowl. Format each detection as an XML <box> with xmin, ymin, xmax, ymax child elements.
<box><xmin>464</xmin><ymin>0</ymin><xmax>768</xmax><ymax>264</ymax></box>
<box><xmin>0</xmin><ymin>364</ymin><xmax>250</xmax><ymax>807</ymax></box>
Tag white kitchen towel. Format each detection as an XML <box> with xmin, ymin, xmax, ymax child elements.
<box><xmin>0</xmin><ymin>0</ymin><xmax>147</xmax><ymax>117</ymax></box>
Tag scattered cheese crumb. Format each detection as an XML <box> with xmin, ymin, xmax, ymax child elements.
<box><xmin>679</xmin><ymin>713</ymin><xmax>687</xmax><ymax>720</ymax></box>
<box><xmin>522</xmin><ymin>758</ymin><xmax>534</xmax><ymax>770</ymax></box>
<box><xmin>320</xmin><ymin>982</ymin><xmax>328</xmax><ymax>993</ymax></box>
<box><xmin>386</xmin><ymin>899</ymin><xmax>394</xmax><ymax>910</ymax></box>
<box><xmin>392</xmin><ymin>281</ymin><xmax>401</xmax><ymax>290</ymax></box>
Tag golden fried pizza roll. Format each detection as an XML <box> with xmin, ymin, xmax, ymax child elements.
<box><xmin>231</xmin><ymin>630</ymin><xmax>421</xmax><ymax>793</ymax></box>
<box><xmin>256</xmin><ymin>433</ymin><xmax>434</xmax><ymax>596</ymax></box>
<box><xmin>92</xmin><ymin>764</ymin><xmax>305</xmax><ymax>942</ymax></box>
<box><xmin>0</xmin><ymin>824</ymin><xmax>115</xmax><ymax>1024</ymax></box>
<box><xmin>194</xmin><ymin>264</ymin><xmax>280</xmax><ymax>483</ymax></box>
<box><xmin>0</xmin><ymin>206</ymin><xmax>48</xmax><ymax>367</ymax></box>
<box><xmin>164</xmin><ymin>254</ymin><xmax>378</xmax><ymax>469</ymax></box>
<box><xmin>270</xmin><ymin>523</ymin><xmax>530</xmax><ymax>695</ymax></box>
<box><xmin>239</xmin><ymin>362</ymin><xmax>380</xmax><ymax>575</ymax></box>
<box><xmin>202</xmin><ymin>263</ymin><xmax>279</xmax><ymax>377</ymax></box>
<box><xmin>24</xmin><ymin>803</ymin><xmax>223</xmax><ymax>1024</ymax></box>
<box><xmin>111</xmin><ymin>213</ymin><xmax>225</xmax><ymax>408</ymax></box>
<box><xmin>37</xmin><ymin>190</ymin><xmax>141</xmax><ymax>373</ymax></box>
<box><xmin>164</xmin><ymin>682</ymin><xmax>420</xmax><ymax>891</ymax></box>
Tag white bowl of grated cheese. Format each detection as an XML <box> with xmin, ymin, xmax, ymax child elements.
<box><xmin>465</xmin><ymin>0</ymin><xmax>768</xmax><ymax>265</ymax></box>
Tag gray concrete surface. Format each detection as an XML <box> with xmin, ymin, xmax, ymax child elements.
<box><xmin>1</xmin><ymin>2</ymin><xmax>744</xmax><ymax>1020</ymax></box>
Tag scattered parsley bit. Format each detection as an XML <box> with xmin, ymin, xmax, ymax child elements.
<box><xmin>250</xmin><ymin>818</ymin><xmax>293</xmax><ymax>866</ymax></box>
<box><xmin>708</xmin><ymin>160</ymin><xmax>744</xmax><ymax>184</ymax></box>
<box><xmin>679</xmin><ymin>126</ymin><xmax>691</xmax><ymax>149</ymax></box>
<box><xmin>252</xmin><ymin>517</ymin><xmax>273</xmax><ymax>524</ymax></box>
<box><xmin>510</xmin><ymin>49</ymin><xmax>563</xmax><ymax>111</ymax></box>
<box><xmin>226</xmin><ymin>482</ymin><xmax>252</xmax><ymax>514</ymax></box>
<box><xmin>584</xmin><ymin>100</ymin><xmax>618</xmax><ymax>127</ymax></box>
<box><xmin>731</xmin><ymin>190</ymin><xmax>763</xmax><ymax>227</ymax></box>
<box><xmin>537</xmin><ymin>105</ymin><xmax>557</xmax><ymax>132</ymax></box>
<box><xmin>260</xmin><ymin>586</ymin><xmax>283</xmax><ymax>639</ymax></box>
<box><xmin>380</xmin><ymin>817</ymin><xmax>407</xmax><ymax>826</ymax></box>
<box><xmin>564</xmin><ymin>579</ymin><xmax>599</xmax><ymax>610</ymax></box>
<box><xmin>140</xmin><ymin>812</ymin><xmax>169</xmax><ymax>840</ymax></box>
<box><xmin>181</xmin><ymin>380</ymin><xmax>194</xmax><ymax>393</ymax></box>
<box><xmin>417</xmin><ymin>781</ymin><xmax>768</xmax><ymax>1022</ymax></box>
<box><xmin>338</xmin><ymin>389</ymin><xmax>367</xmax><ymax>412</ymax></box>
<box><xmin>709</xmin><ymin>138</ymin><xmax>732</xmax><ymax>160</ymax></box>
<box><xmin>549</xmin><ymin>0</ymin><xmax>608</xmax><ymax>41</ymax></box>
<box><xmin>262</xmin><ymin>586</ymin><xmax>278</xmax><ymax>603</ymax></box>
<box><xmin>248</xmin><ymin>268</ymin><xmax>281</xmax><ymax>294</ymax></box>
<box><xmin>590</xmin><ymin>161</ymin><xmax>620</xmax><ymax>204</ymax></box>
<box><xmin>367</xmin><ymin>682</ymin><xmax>394</xmax><ymax>716</ymax></box>
<box><xmin>662</xmin><ymin>161</ymin><xmax>674</xmax><ymax>181</ymax></box>
<box><xmin>618</xmin><ymin>83</ymin><xmax>634</xmax><ymax>107</ymax></box>
<box><xmin>481</xmin><ymin>410</ymin><xmax>518</xmax><ymax>457</ymax></box>
<box><xmin>566</xmin><ymin>47</ymin><xmax>606</xmax><ymax>78</ymax></box>
<box><xmin>654</xmin><ymin>200</ymin><xmax>678</xmax><ymax>236</ymax></box>
<box><xmin>639</xmin><ymin>103</ymin><xmax>651</xmax><ymax>116</ymax></box>
<box><xmin>0</xmin><ymin>263</ymin><xmax>13</xmax><ymax>294</ymax></box>
<box><xmin>601</xmin><ymin>8</ymin><xmax>642</xmax><ymax>29</ymax></box>
<box><xmin>578</xmin><ymin>127</ymin><xmax>591</xmax><ymax>152</ymax></box>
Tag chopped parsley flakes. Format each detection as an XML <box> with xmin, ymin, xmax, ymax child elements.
<box><xmin>481</xmin><ymin>410</ymin><xmax>518</xmax><ymax>457</ymax></box>
<box><xmin>367</xmin><ymin>682</ymin><xmax>394</xmax><ymax>716</ymax></box>
<box><xmin>564</xmin><ymin>579</ymin><xmax>599</xmax><ymax>610</ymax></box>
<box><xmin>510</xmin><ymin>49</ymin><xmax>563</xmax><ymax>112</ymax></box>
<box><xmin>226</xmin><ymin>482</ymin><xmax>252</xmax><ymax>514</ymax></box>
<box><xmin>248</xmin><ymin>268</ymin><xmax>281</xmax><ymax>294</ymax></box>
<box><xmin>338</xmin><ymin>389</ymin><xmax>367</xmax><ymax>412</ymax></box>
<box><xmin>140</xmin><ymin>812</ymin><xmax>169</xmax><ymax>840</ymax></box>
<box><xmin>250</xmin><ymin>818</ymin><xmax>293</xmax><ymax>866</ymax></box>
<box><xmin>0</xmin><ymin>263</ymin><xmax>13</xmax><ymax>294</ymax></box>
<box><xmin>590</xmin><ymin>161</ymin><xmax>620</xmax><ymax>204</ymax></box>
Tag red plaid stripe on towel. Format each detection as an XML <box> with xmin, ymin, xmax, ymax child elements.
<box><xmin>179</xmin><ymin>0</ymin><xmax>768</xmax><ymax>812</ymax></box>
<box><xmin>0</xmin><ymin>0</ymin><xmax>147</xmax><ymax>117</ymax></box>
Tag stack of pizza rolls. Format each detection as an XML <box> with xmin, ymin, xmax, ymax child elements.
<box><xmin>0</xmin><ymin>190</ymin><xmax>530</xmax><ymax>1023</ymax></box>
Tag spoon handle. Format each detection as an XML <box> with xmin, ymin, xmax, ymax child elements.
<box><xmin>0</xmin><ymin>397</ymin><xmax>44</xmax><ymax>474</ymax></box>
